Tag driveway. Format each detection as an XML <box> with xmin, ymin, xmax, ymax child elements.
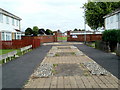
<box><xmin>2</xmin><ymin>45</ymin><xmax>52</xmax><ymax>88</ymax></box>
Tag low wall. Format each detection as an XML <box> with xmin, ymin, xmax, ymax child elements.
<box><xmin>116</xmin><ymin>43</ymin><xmax>120</xmax><ymax>56</ymax></box>
<box><xmin>67</xmin><ymin>34</ymin><xmax>102</xmax><ymax>42</ymax></box>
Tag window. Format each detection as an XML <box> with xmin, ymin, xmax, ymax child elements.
<box><xmin>110</xmin><ymin>16</ymin><xmax>113</xmax><ymax>23</ymax></box>
<box><xmin>12</xmin><ymin>18</ymin><xmax>14</xmax><ymax>25</ymax></box>
<box><xmin>116</xmin><ymin>14</ymin><xmax>119</xmax><ymax>22</ymax></box>
<box><xmin>0</xmin><ymin>13</ymin><xmax>3</xmax><ymax>23</ymax></box>
<box><xmin>14</xmin><ymin>33</ymin><xmax>16</xmax><ymax>39</ymax></box>
<box><xmin>6</xmin><ymin>16</ymin><xmax>9</xmax><ymax>24</ymax></box>
<box><xmin>16</xmin><ymin>20</ymin><xmax>18</xmax><ymax>26</ymax></box>
<box><xmin>119</xmin><ymin>13</ymin><xmax>120</xmax><ymax>21</ymax></box>
<box><xmin>17</xmin><ymin>33</ymin><xmax>21</xmax><ymax>39</ymax></box>
<box><xmin>2</xmin><ymin>32</ymin><xmax>5</xmax><ymax>41</ymax></box>
<box><xmin>106</xmin><ymin>18</ymin><xmax>109</xmax><ymax>24</ymax></box>
<box><xmin>6</xmin><ymin>32</ymin><xmax>10</xmax><ymax>41</ymax></box>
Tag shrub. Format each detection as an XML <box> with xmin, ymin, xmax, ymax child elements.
<box><xmin>102</xmin><ymin>29</ymin><xmax>118</xmax><ymax>52</ymax></box>
<box><xmin>117</xmin><ymin>30</ymin><xmax>120</xmax><ymax>43</ymax></box>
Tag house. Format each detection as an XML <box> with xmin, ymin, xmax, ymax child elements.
<box><xmin>70</xmin><ymin>31</ymin><xmax>93</xmax><ymax>35</ymax></box>
<box><xmin>53</xmin><ymin>30</ymin><xmax>63</xmax><ymax>36</ymax></box>
<box><xmin>103</xmin><ymin>8</ymin><xmax>120</xmax><ymax>30</ymax></box>
<box><xmin>64</xmin><ymin>30</ymin><xmax>102</xmax><ymax>36</ymax></box>
<box><xmin>0</xmin><ymin>8</ymin><xmax>22</xmax><ymax>41</ymax></box>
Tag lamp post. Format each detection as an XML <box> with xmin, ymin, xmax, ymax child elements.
<box><xmin>84</xmin><ymin>8</ymin><xmax>86</xmax><ymax>44</ymax></box>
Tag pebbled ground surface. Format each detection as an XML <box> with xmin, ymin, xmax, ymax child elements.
<box><xmin>74</xmin><ymin>44</ymin><xmax>120</xmax><ymax>79</ymax></box>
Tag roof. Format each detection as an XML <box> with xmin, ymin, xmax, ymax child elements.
<box><xmin>0</xmin><ymin>8</ymin><xmax>22</xmax><ymax>20</ymax></box>
<box><xmin>71</xmin><ymin>31</ymin><xmax>93</xmax><ymax>33</ymax></box>
<box><xmin>103</xmin><ymin>8</ymin><xmax>120</xmax><ymax>18</ymax></box>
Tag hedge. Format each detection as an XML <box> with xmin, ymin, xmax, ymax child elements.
<box><xmin>102</xmin><ymin>29</ymin><xmax>120</xmax><ymax>52</ymax></box>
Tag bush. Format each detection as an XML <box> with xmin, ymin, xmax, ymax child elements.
<box><xmin>95</xmin><ymin>40</ymin><xmax>110</xmax><ymax>52</ymax></box>
<box><xmin>102</xmin><ymin>29</ymin><xmax>119</xmax><ymax>52</ymax></box>
<box><xmin>117</xmin><ymin>30</ymin><xmax>120</xmax><ymax>43</ymax></box>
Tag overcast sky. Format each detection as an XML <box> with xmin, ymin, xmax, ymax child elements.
<box><xmin>0</xmin><ymin>0</ymin><xmax>91</xmax><ymax>32</ymax></box>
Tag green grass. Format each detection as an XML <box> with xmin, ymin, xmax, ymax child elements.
<box><xmin>0</xmin><ymin>49</ymin><xmax>18</xmax><ymax>55</ymax></box>
<box><xmin>0</xmin><ymin>60</ymin><xmax>3</xmax><ymax>64</ymax></box>
<box><xmin>71</xmin><ymin>52</ymin><xmax>76</xmax><ymax>55</ymax></box>
<box><xmin>55</xmin><ymin>54</ymin><xmax>60</xmax><ymax>57</ymax></box>
<box><xmin>57</xmin><ymin>37</ymin><xmax>67</xmax><ymax>41</ymax></box>
<box><xmin>86</xmin><ymin>42</ymin><xmax>95</xmax><ymax>48</ymax></box>
<box><xmin>0</xmin><ymin>49</ymin><xmax>20</xmax><ymax>64</ymax></box>
<box><xmin>53</xmin><ymin>64</ymin><xmax>58</xmax><ymax>67</ymax></box>
<box><xmin>0</xmin><ymin>49</ymin><xmax>32</xmax><ymax>64</ymax></box>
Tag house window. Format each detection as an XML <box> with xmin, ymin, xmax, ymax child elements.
<box><xmin>106</xmin><ymin>18</ymin><xmax>109</xmax><ymax>24</ymax></box>
<box><xmin>110</xmin><ymin>16</ymin><xmax>113</xmax><ymax>23</ymax></box>
<box><xmin>0</xmin><ymin>13</ymin><xmax>3</xmax><ymax>23</ymax></box>
<box><xmin>119</xmin><ymin>13</ymin><xmax>120</xmax><ymax>21</ymax></box>
<box><xmin>116</xmin><ymin>14</ymin><xmax>119</xmax><ymax>22</ymax></box>
<box><xmin>12</xmin><ymin>18</ymin><xmax>14</xmax><ymax>25</ymax></box>
<box><xmin>17</xmin><ymin>34</ymin><xmax>20</xmax><ymax>39</ymax></box>
<box><xmin>6</xmin><ymin>16</ymin><xmax>9</xmax><ymax>24</ymax></box>
<box><xmin>16</xmin><ymin>20</ymin><xmax>18</xmax><ymax>26</ymax></box>
<box><xmin>16</xmin><ymin>33</ymin><xmax>21</xmax><ymax>39</ymax></box>
<box><xmin>6</xmin><ymin>32</ymin><xmax>12</xmax><ymax>41</ymax></box>
<box><xmin>14</xmin><ymin>33</ymin><xmax>16</xmax><ymax>39</ymax></box>
<box><xmin>2</xmin><ymin>32</ymin><xmax>5</xmax><ymax>41</ymax></box>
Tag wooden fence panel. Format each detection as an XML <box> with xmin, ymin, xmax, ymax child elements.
<box><xmin>67</xmin><ymin>34</ymin><xmax>102</xmax><ymax>42</ymax></box>
<box><xmin>0</xmin><ymin>37</ymin><xmax>41</xmax><ymax>49</ymax></box>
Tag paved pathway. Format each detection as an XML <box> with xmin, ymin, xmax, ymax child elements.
<box><xmin>2</xmin><ymin>45</ymin><xmax>52</xmax><ymax>88</ymax></box>
<box><xmin>2</xmin><ymin>42</ymin><xmax>120</xmax><ymax>89</ymax></box>
<box><xmin>24</xmin><ymin>45</ymin><xmax>119</xmax><ymax>89</ymax></box>
<box><xmin>75</xmin><ymin>44</ymin><xmax>120</xmax><ymax>79</ymax></box>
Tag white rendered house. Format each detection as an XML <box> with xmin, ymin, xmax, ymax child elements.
<box><xmin>103</xmin><ymin>8</ymin><xmax>120</xmax><ymax>30</ymax></box>
<box><xmin>0</xmin><ymin>8</ymin><xmax>22</xmax><ymax>41</ymax></box>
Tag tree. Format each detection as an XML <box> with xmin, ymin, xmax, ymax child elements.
<box><xmin>78</xmin><ymin>29</ymin><xmax>82</xmax><ymax>31</ymax></box>
<box><xmin>84</xmin><ymin>2</ymin><xmax>120</xmax><ymax>30</ymax></box>
<box><xmin>33</xmin><ymin>26</ymin><xmax>39</xmax><ymax>36</ymax></box>
<box><xmin>74</xmin><ymin>28</ymin><xmax>78</xmax><ymax>31</ymax></box>
<box><xmin>38</xmin><ymin>28</ymin><xmax>46</xmax><ymax>35</ymax></box>
<box><xmin>45</xmin><ymin>29</ymin><xmax>53</xmax><ymax>35</ymax></box>
<box><xmin>25</xmin><ymin>27</ymin><xmax>33</xmax><ymax>36</ymax></box>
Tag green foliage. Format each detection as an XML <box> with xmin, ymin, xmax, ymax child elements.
<box><xmin>84</xmin><ymin>2</ymin><xmax>120</xmax><ymax>30</ymax></box>
<box><xmin>25</xmin><ymin>26</ymin><xmax>53</xmax><ymax>36</ymax></box>
<box><xmin>117</xmin><ymin>30</ymin><xmax>120</xmax><ymax>43</ymax></box>
<box><xmin>33</xmin><ymin>26</ymin><xmax>39</xmax><ymax>36</ymax></box>
<box><xmin>102</xmin><ymin>29</ymin><xmax>118</xmax><ymax>43</ymax></box>
<box><xmin>102</xmin><ymin>29</ymin><xmax>120</xmax><ymax>52</ymax></box>
<box><xmin>53</xmin><ymin>64</ymin><xmax>58</xmax><ymax>67</ymax></box>
<box><xmin>45</xmin><ymin>29</ymin><xmax>53</xmax><ymax>35</ymax></box>
<box><xmin>38</xmin><ymin>28</ymin><xmax>46</xmax><ymax>35</ymax></box>
<box><xmin>74</xmin><ymin>28</ymin><xmax>78</xmax><ymax>31</ymax></box>
<box><xmin>25</xmin><ymin>27</ymin><xmax>33</xmax><ymax>36</ymax></box>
